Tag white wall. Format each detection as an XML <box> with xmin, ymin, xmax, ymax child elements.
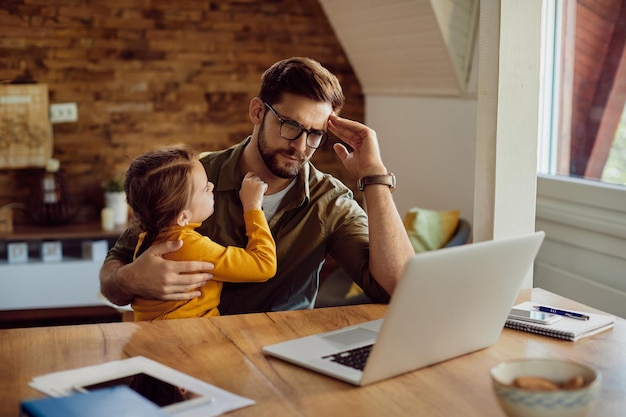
<box><xmin>366</xmin><ymin>96</ymin><xmax>477</xmax><ymax>223</ymax></box>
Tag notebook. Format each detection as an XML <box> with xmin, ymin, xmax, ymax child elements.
<box><xmin>263</xmin><ymin>231</ymin><xmax>545</xmax><ymax>386</ymax></box>
<box><xmin>505</xmin><ymin>301</ymin><xmax>615</xmax><ymax>341</ymax></box>
<box><xmin>20</xmin><ymin>386</ymin><xmax>169</xmax><ymax>417</ymax></box>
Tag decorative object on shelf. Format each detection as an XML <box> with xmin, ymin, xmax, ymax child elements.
<box><xmin>41</xmin><ymin>241</ymin><xmax>63</xmax><ymax>262</ymax></box>
<box><xmin>102</xmin><ymin>178</ymin><xmax>128</xmax><ymax>226</ymax></box>
<box><xmin>7</xmin><ymin>242</ymin><xmax>28</xmax><ymax>263</ymax></box>
<box><xmin>100</xmin><ymin>207</ymin><xmax>114</xmax><ymax>231</ymax></box>
<box><xmin>0</xmin><ymin>203</ymin><xmax>24</xmax><ymax>234</ymax></box>
<box><xmin>29</xmin><ymin>158</ymin><xmax>78</xmax><ymax>226</ymax></box>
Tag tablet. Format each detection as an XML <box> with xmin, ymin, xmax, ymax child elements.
<box><xmin>73</xmin><ymin>369</ymin><xmax>214</xmax><ymax>413</ymax></box>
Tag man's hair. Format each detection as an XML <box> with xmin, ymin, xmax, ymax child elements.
<box><xmin>258</xmin><ymin>57</ymin><xmax>345</xmax><ymax>114</ymax></box>
<box><xmin>124</xmin><ymin>145</ymin><xmax>197</xmax><ymax>238</ymax></box>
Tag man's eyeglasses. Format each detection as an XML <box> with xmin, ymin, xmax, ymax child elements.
<box><xmin>263</xmin><ymin>101</ymin><xmax>328</xmax><ymax>149</ymax></box>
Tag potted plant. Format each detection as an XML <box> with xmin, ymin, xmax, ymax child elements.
<box><xmin>102</xmin><ymin>178</ymin><xmax>124</xmax><ymax>193</ymax></box>
<box><xmin>102</xmin><ymin>178</ymin><xmax>128</xmax><ymax>226</ymax></box>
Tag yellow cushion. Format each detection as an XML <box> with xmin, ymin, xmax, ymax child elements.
<box><xmin>346</xmin><ymin>282</ymin><xmax>364</xmax><ymax>298</ymax></box>
<box><xmin>403</xmin><ymin>207</ymin><xmax>460</xmax><ymax>253</ymax></box>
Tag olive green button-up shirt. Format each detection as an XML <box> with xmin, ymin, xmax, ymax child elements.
<box><xmin>106</xmin><ymin>137</ymin><xmax>390</xmax><ymax>314</ymax></box>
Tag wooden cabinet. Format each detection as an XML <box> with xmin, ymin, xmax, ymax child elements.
<box><xmin>0</xmin><ymin>223</ymin><xmax>125</xmax><ymax>326</ymax></box>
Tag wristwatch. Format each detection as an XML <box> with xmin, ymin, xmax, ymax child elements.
<box><xmin>357</xmin><ymin>173</ymin><xmax>396</xmax><ymax>192</ymax></box>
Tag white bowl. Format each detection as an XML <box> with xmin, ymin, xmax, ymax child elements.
<box><xmin>490</xmin><ymin>359</ymin><xmax>600</xmax><ymax>417</ymax></box>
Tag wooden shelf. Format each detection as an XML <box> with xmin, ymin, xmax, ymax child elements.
<box><xmin>0</xmin><ymin>222</ymin><xmax>126</xmax><ymax>241</ymax></box>
<box><xmin>0</xmin><ymin>305</ymin><xmax>123</xmax><ymax>328</ymax></box>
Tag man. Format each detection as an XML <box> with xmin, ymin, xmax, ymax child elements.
<box><xmin>100</xmin><ymin>57</ymin><xmax>415</xmax><ymax>314</ymax></box>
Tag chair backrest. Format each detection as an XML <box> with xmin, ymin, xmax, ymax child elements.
<box><xmin>445</xmin><ymin>218</ymin><xmax>472</xmax><ymax>248</ymax></box>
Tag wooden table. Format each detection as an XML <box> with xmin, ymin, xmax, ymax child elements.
<box><xmin>1</xmin><ymin>288</ymin><xmax>624</xmax><ymax>417</ymax></box>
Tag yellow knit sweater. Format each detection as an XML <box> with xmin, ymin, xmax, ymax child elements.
<box><xmin>132</xmin><ymin>209</ymin><xmax>276</xmax><ymax>320</ymax></box>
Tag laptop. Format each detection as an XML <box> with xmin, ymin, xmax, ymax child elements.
<box><xmin>263</xmin><ymin>231</ymin><xmax>545</xmax><ymax>386</ymax></box>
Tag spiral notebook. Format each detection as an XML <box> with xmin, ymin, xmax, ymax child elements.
<box><xmin>505</xmin><ymin>301</ymin><xmax>615</xmax><ymax>341</ymax></box>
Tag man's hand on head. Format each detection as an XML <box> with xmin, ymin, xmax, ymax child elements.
<box><xmin>328</xmin><ymin>114</ymin><xmax>387</xmax><ymax>178</ymax></box>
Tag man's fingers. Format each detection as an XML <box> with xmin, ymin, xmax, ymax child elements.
<box><xmin>328</xmin><ymin>114</ymin><xmax>362</xmax><ymax>143</ymax></box>
<box><xmin>162</xmin><ymin>270</ymin><xmax>211</xmax><ymax>289</ymax></box>
<box><xmin>333</xmin><ymin>142</ymin><xmax>349</xmax><ymax>161</ymax></box>
<box><xmin>328</xmin><ymin>115</ymin><xmax>348</xmax><ymax>140</ymax></box>
<box><xmin>160</xmin><ymin>273</ymin><xmax>209</xmax><ymax>301</ymax></box>
<box><xmin>176</xmin><ymin>261</ymin><xmax>214</xmax><ymax>274</ymax></box>
<box><xmin>160</xmin><ymin>289</ymin><xmax>202</xmax><ymax>301</ymax></box>
<box><xmin>134</xmin><ymin>242</ymin><xmax>213</xmax><ymax>301</ymax></box>
<box><xmin>150</xmin><ymin>240</ymin><xmax>183</xmax><ymax>257</ymax></box>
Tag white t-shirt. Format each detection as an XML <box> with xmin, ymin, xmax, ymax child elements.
<box><xmin>262</xmin><ymin>180</ymin><xmax>296</xmax><ymax>221</ymax></box>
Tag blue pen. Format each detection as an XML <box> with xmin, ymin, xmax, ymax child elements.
<box><xmin>533</xmin><ymin>305</ymin><xmax>590</xmax><ymax>321</ymax></box>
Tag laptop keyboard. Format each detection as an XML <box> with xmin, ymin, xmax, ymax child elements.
<box><xmin>322</xmin><ymin>344</ymin><xmax>373</xmax><ymax>371</ymax></box>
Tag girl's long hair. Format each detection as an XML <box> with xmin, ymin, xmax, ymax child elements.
<box><xmin>124</xmin><ymin>145</ymin><xmax>197</xmax><ymax>255</ymax></box>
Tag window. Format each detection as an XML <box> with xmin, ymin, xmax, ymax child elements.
<box><xmin>603</xmin><ymin>107</ymin><xmax>626</xmax><ymax>184</ymax></box>
<box><xmin>539</xmin><ymin>0</ymin><xmax>626</xmax><ymax>188</ymax></box>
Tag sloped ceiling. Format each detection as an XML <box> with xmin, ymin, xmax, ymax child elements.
<box><xmin>318</xmin><ymin>0</ymin><xmax>479</xmax><ymax>97</ymax></box>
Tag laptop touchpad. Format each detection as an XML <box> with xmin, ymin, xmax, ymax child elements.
<box><xmin>322</xmin><ymin>327</ymin><xmax>377</xmax><ymax>346</ymax></box>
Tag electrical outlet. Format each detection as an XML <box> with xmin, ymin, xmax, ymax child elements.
<box><xmin>49</xmin><ymin>102</ymin><xmax>78</xmax><ymax>123</ymax></box>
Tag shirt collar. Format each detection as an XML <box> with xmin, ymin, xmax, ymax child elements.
<box><xmin>214</xmin><ymin>137</ymin><xmax>249</xmax><ymax>192</ymax></box>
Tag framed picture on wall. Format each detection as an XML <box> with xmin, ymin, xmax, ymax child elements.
<box><xmin>0</xmin><ymin>83</ymin><xmax>52</xmax><ymax>169</ymax></box>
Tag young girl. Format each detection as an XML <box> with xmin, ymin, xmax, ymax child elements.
<box><xmin>124</xmin><ymin>146</ymin><xmax>276</xmax><ymax>320</ymax></box>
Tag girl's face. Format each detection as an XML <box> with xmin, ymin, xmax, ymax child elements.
<box><xmin>185</xmin><ymin>160</ymin><xmax>214</xmax><ymax>223</ymax></box>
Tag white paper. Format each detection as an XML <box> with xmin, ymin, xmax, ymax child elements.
<box><xmin>29</xmin><ymin>356</ymin><xmax>255</xmax><ymax>417</ymax></box>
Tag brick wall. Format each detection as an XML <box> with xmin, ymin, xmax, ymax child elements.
<box><xmin>0</xmin><ymin>0</ymin><xmax>363</xmax><ymax>225</ymax></box>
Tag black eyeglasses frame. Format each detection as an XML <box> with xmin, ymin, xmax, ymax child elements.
<box><xmin>262</xmin><ymin>101</ymin><xmax>328</xmax><ymax>149</ymax></box>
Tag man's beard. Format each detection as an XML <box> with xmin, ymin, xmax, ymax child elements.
<box><xmin>257</xmin><ymin>118</ymin><xmax>309</xmax><ymax>179</ymax></box>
